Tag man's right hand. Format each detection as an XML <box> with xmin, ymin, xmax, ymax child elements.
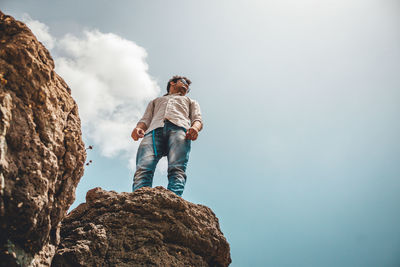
<box><xmin>131</xmin><ymin>127</ymin><xmax>145</xmax><ymax>141</ymax></box>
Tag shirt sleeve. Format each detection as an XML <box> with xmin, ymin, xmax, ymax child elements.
<box><xmin>138</xmin><ymin>100</ymin><xmax>154</xmax><ymax>128</ymax></box>
<box><xmin>189</xmin><ymin>99</ymin><xmax>203</xmax><ymax>131</ymax></box>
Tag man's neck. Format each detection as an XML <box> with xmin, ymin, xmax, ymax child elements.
<box><xmin>169</xmin><ymin>92</ymin><xmax>185</xmax><ymax>96</ymax></box>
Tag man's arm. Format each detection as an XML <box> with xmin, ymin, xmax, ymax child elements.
<box><xmin>186</xmin><ymin>99</ymin><xmax>203</xmax><ymax>141</ymax></box>
<box><xmin>131</xmin><ymin>100</ymin><xmax>154</xmax><ymax>141</ymax></box>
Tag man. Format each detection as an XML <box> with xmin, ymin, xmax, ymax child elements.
<box><xmin>131</xmin><ymin>75</ymin><xmax>203</xmax><ymax>196</ymax></box>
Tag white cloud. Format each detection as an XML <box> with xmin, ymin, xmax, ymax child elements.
<box><xmin>21</xmin><ymin>16</ymin><xmax>167</xmax><ymax>173</ymax></box>
<box><xmin>55</xmin><ymin>30</ymin><xmax>160</xmax><ymax>158</ymax></box>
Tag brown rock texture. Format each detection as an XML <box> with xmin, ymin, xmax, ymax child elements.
<box><xmin>0</xmin><ymin>11</ymin><xmax>86</xmax><ymax>266</ymax></box>
<box><xmin>52</xmin><ymin>187</ymin><xmax>231</xmax><ymax>267</ymax></box>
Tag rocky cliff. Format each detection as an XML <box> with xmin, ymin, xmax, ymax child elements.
<box><xmin>0</xmin><ymin>11</ymin><xmax>86</xmax><ymax>266</ymax></box>
<box><xmin>52</xmin><ymin>187</ymin><xmax>231</xmax><ymax>267</ymax></box>
<box><xmin>0</xmin><ymin>11</ymin><xmax>231</xmax><ymax>267</ymax></box>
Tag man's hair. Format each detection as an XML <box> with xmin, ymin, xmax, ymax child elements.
<box><xmin>166</xmin><ymin>75</ymin><xmax>192</xmax><ymax>93</ymax></box>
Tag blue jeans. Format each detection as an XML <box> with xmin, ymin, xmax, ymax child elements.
<box><xmin>132</xmin><ymin>121</ymin><xmax>191</xmax><ymax>196</ymax></box>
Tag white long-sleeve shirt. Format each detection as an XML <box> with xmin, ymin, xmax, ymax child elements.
<box><xmin>138</xmin><ymin>93</ymin><xmax>203</xmax><ymax>134</ymax></box>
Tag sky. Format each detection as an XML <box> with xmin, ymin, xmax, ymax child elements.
<box><xmin>1</xmin><ymin>0</ymin><xmax>400</xmax><ymax>266</ymax></box>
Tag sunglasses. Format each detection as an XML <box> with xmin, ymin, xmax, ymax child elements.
<box><xmin>179</xmin><ymin>78</ymin><xmax>189</xmax><ymax>86</ymax></box>
<box><xmin>177</xmin><ymin>79</ymin><xmax>190</xmax><ymax>93</ymax></box>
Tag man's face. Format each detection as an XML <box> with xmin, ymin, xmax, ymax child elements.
<box><xmin>169</xmin><ymin>79</ymin><xmax>189</xmax><ymax>95</ymax></box>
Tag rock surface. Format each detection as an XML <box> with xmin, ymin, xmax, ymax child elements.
<box><xmin>0</xmin><ymin>11</ymin><xmax>86</xmax><ymax>266</ymax></box>
<box><xmin>52</xmin><ymin>187</ymin><xmax>231</xmax><ymax>267</ymax></box>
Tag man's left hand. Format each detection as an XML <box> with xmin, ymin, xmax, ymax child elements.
<box><xmin>186</xmin><ymin>127</ymin><xmax>199</xmax><ymax>140</ymax></box>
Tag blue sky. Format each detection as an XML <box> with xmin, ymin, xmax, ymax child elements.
<box><xmin>2</xmin><ymin>1</ymin><xmax>400</xmax><ymax>266</ymax></box>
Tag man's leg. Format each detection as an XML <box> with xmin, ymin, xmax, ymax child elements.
<box><xmin>166</xmin><ymin>125</ymin><xmax>191</xmax><ymax>196</ymax></box>
<box><xmin>132</xmin><ymin>132</ymin><xmax>162</xmax><ymax>192</ymax></box>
